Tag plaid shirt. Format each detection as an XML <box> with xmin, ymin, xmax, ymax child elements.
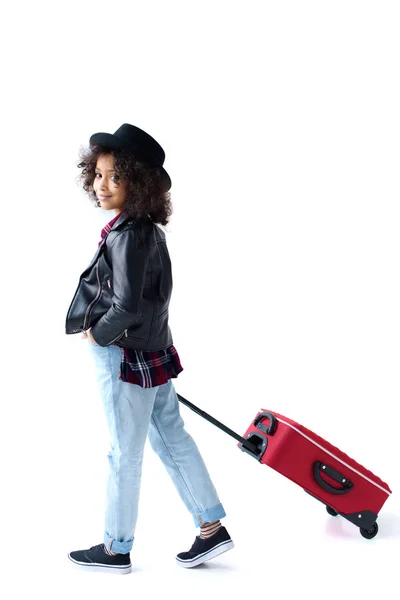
<box><xmin>97</xmin><ymin>213</ymin><xmax>183</xmax><ymax>388</ymax></box>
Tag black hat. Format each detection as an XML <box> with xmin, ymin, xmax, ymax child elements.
<box><xmin>89</xmin><ymin>123</ymin><xmax>171</xmax><ymax>191</ymax></box>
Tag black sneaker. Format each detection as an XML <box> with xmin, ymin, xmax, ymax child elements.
<box><xmin>176</xmin><ymin>526</ymin><xmax>234</xmax><ymax>568</ymax></box>
<box><xmin>68</xmin><ymin>543</ymin><xmax>131</xmax><ymax>574</ymax></box>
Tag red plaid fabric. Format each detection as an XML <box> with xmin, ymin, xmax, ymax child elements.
<box><xmin>97</xmin><ymin>213</ymin><xmax>183</xmax><ymax>387</ymax></box>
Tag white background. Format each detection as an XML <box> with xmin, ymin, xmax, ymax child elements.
<box><xmin>1</xmin><ymin>1</ymin><xmax>399</xmax><ymax>598</ymax></box>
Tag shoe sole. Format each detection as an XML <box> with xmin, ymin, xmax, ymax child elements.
<box><xmin>176</xmin><ymin>539</ymin><xmax>234</xmax><ymax>568</ymax></box>
<box><xmin>68</xmin><ymin>554</ymin><xmax>132</xmax><ymax>574</ymax></box>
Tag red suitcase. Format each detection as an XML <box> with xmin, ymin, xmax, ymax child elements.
<box><xmin>177</xmin><ymin>395</ymin><xmax>392</xmax><ymax>539</ymax></box>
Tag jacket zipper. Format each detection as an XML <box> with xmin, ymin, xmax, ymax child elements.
<box><xmin>104</xmin><ymin>277</ymin><xmax>127</xmax><ymax>343</ymax></box>
<box><xmin>82</xmin><ymin>264</ymin><xmax>128</xmax><ymax>343</ymax></box>
<box><xmin>66</xmin><ymin>240</ymin><xmax>107</xmax><ymax>329</ymax></box>
<box><xmin>83</xmin><ymin>263</ymin><xmax>102</xmax><ymax>330</ymax></box>
<box><xmin>106</xmin><ymin>328</ymin><xmax>128</xmax><ymax>345</ymax></box>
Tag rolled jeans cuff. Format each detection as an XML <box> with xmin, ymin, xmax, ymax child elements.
<box><xmin>192</xmin><ymin>502</ymin><xmax>226</xmax><ymax>527</ymax></box>
<box><xmin>104</xmin><ymin>533</ymin><xmax>133</xmax><ymax>555</ymax></box>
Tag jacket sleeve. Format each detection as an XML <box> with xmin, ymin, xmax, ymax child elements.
<box><xmin>90</xmin><ymin>229</ymin><xmax>149</xmax><ymax>346</ymax></box>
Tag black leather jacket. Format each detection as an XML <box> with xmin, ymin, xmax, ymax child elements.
<box><xmin>65</xmin><ymin>213</ymin><xmax>173</xmax><ymax>350</ymax></box>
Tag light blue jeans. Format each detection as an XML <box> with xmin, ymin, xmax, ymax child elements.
<box><xmin>87</xmin><ymin>341</ymin><xmax>226</xmax><ymax>554</ymax></box>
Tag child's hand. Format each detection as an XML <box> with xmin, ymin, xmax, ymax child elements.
<box><xmin>81</xmin><ymin>328</ymin><xmax>96</xmax><ymax>343</ymax></box>
<box><xmin>85</xmin><ymin>327</ymin><xmax>96</xmax><ymax>344</ymax></box>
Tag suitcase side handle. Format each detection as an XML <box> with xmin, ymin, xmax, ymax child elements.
<box><xmin>314</xmin><ymin>461</ymin><xmax>354</xmax><ymax>495</ymax></box>
<box><xmin>254</xmin><ymin>411</ymin><xmax>278</xmax><ymax>435</ymax></box>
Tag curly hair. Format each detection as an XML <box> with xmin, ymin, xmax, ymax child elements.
<box><xmin>76</xmin><ymin>144</ymin><xmax>173</xmax><ymax>226</ymax></box>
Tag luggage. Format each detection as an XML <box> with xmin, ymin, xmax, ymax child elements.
<box><xmin>176</xmin><ymin>394</ymin><xmax>392</xmax><ymax>539</ymax></box>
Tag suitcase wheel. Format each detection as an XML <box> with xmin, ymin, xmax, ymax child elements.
<box><xmin>360</xmin><ymin>522</ymin><xmax>379</xmax><ymax>540</ymax></box>
<box><xmin>326</xmin><ymin>506</ymin><xmax>339</xmax><ymax>517</ymax></box>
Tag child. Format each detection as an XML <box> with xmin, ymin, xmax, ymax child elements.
<box><xmin>65</xmin><ymin>123</ymin><xmax>234</xmax><ymax>574</ymax></box>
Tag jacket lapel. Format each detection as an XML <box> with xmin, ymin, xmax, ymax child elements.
<box><xmin>82</xmin><ymin>213</ymin><xmax>130</xmax><ymax>273</ymax></box>
<box><xmin>110</xmin><ymin>212</ymin><xmax>130</xmax><ymax>230</ymax></box>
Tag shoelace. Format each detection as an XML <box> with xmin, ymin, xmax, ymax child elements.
<box><xmin>89</xmin><ymin>544</ymin><xmax>105</xmax><ymax>552</ymax></box>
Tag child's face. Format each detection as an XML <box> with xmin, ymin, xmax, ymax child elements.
<box><xmin>93</xmin><ymin>153</ymin><xmax>128</xmax><ymax>214</ymax></box>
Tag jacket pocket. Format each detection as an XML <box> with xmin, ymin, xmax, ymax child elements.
<box><xmin>102</xmin><ymin>276</ymin><xmax>112</xmax><ymax>291</ymax></box>
<box><xmin>106</xmin><ymin>328</ymin><xmax>128</xmax><ymax>345</ymax></box>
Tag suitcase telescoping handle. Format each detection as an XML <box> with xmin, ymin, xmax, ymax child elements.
<box><xmin>176</xmin><ymin>393</ymin><xmax>260</xmax><ymax>457</ymax></box>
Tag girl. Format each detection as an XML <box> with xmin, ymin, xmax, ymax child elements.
<box><xmin>65</xmin><ymin>123</ymin><xmax>233</xmax><ymax>574</ymax></box>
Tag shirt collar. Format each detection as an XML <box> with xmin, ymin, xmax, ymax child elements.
<box><xmin>99</xmin><ymin>212</ymin><xmax>128</xmax><ymax>245</ymax></box>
